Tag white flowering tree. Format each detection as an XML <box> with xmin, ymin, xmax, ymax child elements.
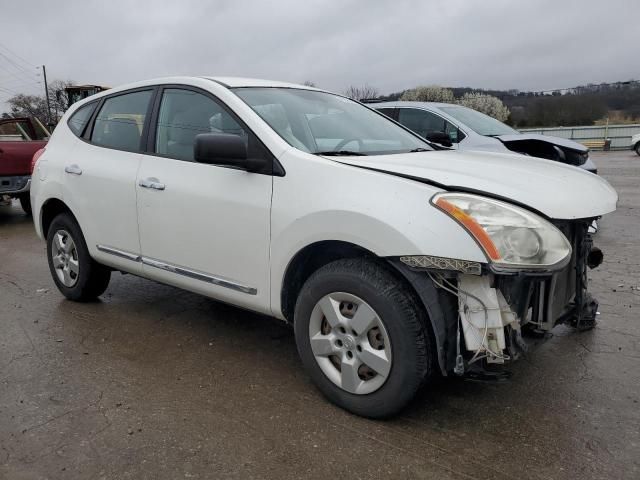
<box><xmin>400</xmin><ymin>85</ymin><xmax>455</xmax><ymax>103</ymax></box>
<box><xmin>456</xmin><ymin>92</ymin><xmax>510</xmax><ymax>122</ymax></box>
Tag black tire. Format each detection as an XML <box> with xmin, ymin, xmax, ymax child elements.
<box><xmin>294</xmin><ymin>258</ymin><xmax>433</xmax><ymax>418</ymax></box>
<box><xmin>635</xmin><ymin>142</ymin><xmax>640</xmax><ymax>156</ymax></box>
<box><xmin>46</xmin><ymin>213</ymin><xmax>111</xmax><ymax>301</ymax></box>
<box><xmin>18</xmin><ymin>194</ymin><xmax>32</xmax><ymax>215</ymax></box>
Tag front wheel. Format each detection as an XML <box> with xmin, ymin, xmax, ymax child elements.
<box><xmin>46</xmin><ymin>213</ymin><xmax>111</xmax><ymax>301</ymax></box>
<box><xmin>294</xmin><ymin>258</ymin><xmax>433</xmax><ymax>418</ymax></box>
<box><xmin>635</xmin><ymin>142</ymin><xmax>640</xmax><ymax>156</ymax></box>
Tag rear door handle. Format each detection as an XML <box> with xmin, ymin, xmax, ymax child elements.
<box><xmin>139</xmin><ymin>177</ymin><xmax>165</xmax><ymax>191</ymax></box>
<box><xmin>64</xmin><ymin>164</ymin><xmax>82</xmax><ymax>175</ymax></box>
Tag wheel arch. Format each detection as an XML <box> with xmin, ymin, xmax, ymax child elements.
<box><xmin>279</xmin><ymin>241</ymin><xmax>454</xmax><ymax>376</ymax></box>
<box><xmin>40</xmin><ymin>197</ymin><xmax>79</xmax><ymax>239</ymax></box>
<box><xmin>280</xmin><ymin>240</ymin><xmax>377</xmax><ymax>323</ymax></box>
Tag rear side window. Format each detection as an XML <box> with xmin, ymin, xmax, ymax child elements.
<box><xmin>91</xmin><ymin>90</ymin><xmax>152</xmax><ymax>152</ymax></box>
<box><xmin>67</xmin><ymin>102</ymin><xmax>97</xmax><ymax>137</ymax></box>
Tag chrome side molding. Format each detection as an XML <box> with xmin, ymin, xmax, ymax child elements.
<box><xmin>140</xmin><ymin>257</ymin><xmax>257</xmax><ymax>295</ymax></box>
<box><xmin>96</xmin><ymin>245</ymin><xmax>256</xmax><ymax>295</ymax></box>
<box><xmin>96</xmin><ymin>245</ymin><xmax>141</xmax><ymax>262</ymax></box>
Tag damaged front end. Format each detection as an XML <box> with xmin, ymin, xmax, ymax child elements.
<box><xmin>452</xmin><ymin>219</ymin><xmax>601</xmax><ymax>374</ymax></box>
<box><xmin>391</xmin><ymin>193</ymin><xmax>607</xmax><ymax>378</ymax></box>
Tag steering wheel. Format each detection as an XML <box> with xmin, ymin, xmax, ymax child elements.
<box><xmin>333</xmin><ymin>138</ymin><xmax>364</xmax><ymax>152</ymax></box>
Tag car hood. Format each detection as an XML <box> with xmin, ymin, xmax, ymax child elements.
<box><xmin>332</xmin><ymin>150</ymin><xmax>617</xmax><ymax>220</ymax></box>
<box><xmin>496</xmin><ymin>133</ymin><xmax>588</xmax><ymax>153</ymax></box>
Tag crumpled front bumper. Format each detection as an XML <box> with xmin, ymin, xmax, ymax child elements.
<box><xmin>391</xmin><ymin>218</ymin><xmax>603</xmax><ymax>376</ymax></box>
<box><xmin>454</xmin><ymin>219</ymin><xmax>601</xmax><ymax>372</ymax></box>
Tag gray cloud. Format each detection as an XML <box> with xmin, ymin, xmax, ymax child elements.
<box><xmin>1</xmin><ymin>0</ymin><xmax>638</xmax><ymax>110</ymax></box>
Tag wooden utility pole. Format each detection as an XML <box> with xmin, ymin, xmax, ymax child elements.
<box><xmin>42</xmin><ymin>65</ymin><xmax>51</xmax><ymax>125</ymax></box>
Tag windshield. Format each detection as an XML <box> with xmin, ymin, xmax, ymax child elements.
<box><xmin>439</xmin><ymin>105</ymin><xmax>518</xmax><ymax>136</ymax></box>
<box><xmin>232</xmin><ymin>88</ymin><xmax>431</xmax><ymax>155</ymax></box>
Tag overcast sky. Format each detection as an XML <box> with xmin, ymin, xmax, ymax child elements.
<box><xmin>1</xmin><ymin>0</ymin><xmax>638</xmax><ymax>109</ymax></box>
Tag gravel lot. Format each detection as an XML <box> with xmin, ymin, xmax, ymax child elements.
<box><xmin>1</xmin><ymin>151</ymin><xmax>639</xmax><ymax>480</ymax></box>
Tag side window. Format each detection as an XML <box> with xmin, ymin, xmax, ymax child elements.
<box><xmin>68</xmin><ymin>102</ymin><xmax>97</xmax><ymax>137</ymax></box>
<box><xmin>376</xmin><ymin>108</ymin><xmax>396</xmax><ymax>120</ymax></box>
<box><xmin>444</xmin><ymin>120</ymin><xmax>466</xmax><ymax>143</ymax></box>
<box><xmin>91</xmin><ymin>90</ymin><xmax>152</xmax><ymax>152</ymax></box>
<box><xmin>397</xmin><ymin>108</ymin><xmax>445</xmax><ymax>138</ymax></box>
<box><xmin>155</xmin><ymin>88</ymin><xmax>247</xmax><ymax>162</ymax></box>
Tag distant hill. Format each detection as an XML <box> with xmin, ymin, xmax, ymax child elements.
<box><xmin>376</xmin><ymin>81</ymin><xmax>640</xmax><ymax>128</ymax></box>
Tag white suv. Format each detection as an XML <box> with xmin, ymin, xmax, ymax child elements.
<box><xmin>31</xmin><ymin>77</ymin><xmax>617</xmax><ymax>418</ymax></box>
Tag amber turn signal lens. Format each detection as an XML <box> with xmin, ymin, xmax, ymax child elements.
<box><xmin>435</xmin><ymin>197</ymin><xmax>502</xmax><ymax>261</ymax></box>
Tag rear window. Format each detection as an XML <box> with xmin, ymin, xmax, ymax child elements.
<box><xmin>67</xmin><ymin>102</ymin><xmax>97</xmax><ymax>137</ymax></box>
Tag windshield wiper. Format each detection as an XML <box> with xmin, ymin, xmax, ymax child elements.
<box><xmin>409</xmin><ymin>148</ymin><xmax>430</xmax><ymax>153</ymax></box>
<box><xmin>315</xmin><ymin>150</ymin><xmax>368</xmax><ymax>156</ymax></box>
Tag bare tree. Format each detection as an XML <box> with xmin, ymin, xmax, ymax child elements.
<box><xmin>343</xmin><ymin>84</ymin><xmax>379</xmax><ymax>101</ymax></box>
<box><xmin>5</xmin><ymin>94</ymin><xmax>48</xmax><ymax>122</ymax></box>
<box><xmin>3</xmin><ymin>79</ymin><xmax>75</xmax><ymax>124</ymax></box>
<box><xmin>49</xmin><ymin>79</ymin><xmax>76</xmax><ymax>119</ymax></box>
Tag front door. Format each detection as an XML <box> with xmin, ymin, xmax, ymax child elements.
<box><xmin>136</xmin><ymin>87</ymin><xmax>273</xmax><ymax>313</ymax></box>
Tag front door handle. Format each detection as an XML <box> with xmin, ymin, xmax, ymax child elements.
<box><xmin>139</xmin><ymin>177</ymin><xmax>165</xmax><ymax>191</ymax></box>
<box><xmin>64</xmin><ymin>164</ymin><xmax>82</xmax><ymax>175</ymax></box>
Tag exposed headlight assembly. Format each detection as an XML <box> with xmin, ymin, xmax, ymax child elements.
<box><xmin>432</xmin><ymin>192</ymin><xmax>571</xmax><ymax>272</ymax></box>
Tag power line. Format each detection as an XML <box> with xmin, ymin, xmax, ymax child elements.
<box><xmin>0</xmin><ymin>42</ymin><xmax>39</xmax><ymax>70</ymax></box>
<box><xmin>0</xmin><ymin>51</ymin><xmax>37</xmax><ymax>75</ymax></box>
<box><xmin>0</xmin><ymin>76</ymin><xmax>42</xmax><ymax>89</ymax></box>
<box><xmin>0</xmin><ymin>57</ymin><xmax>37</xmax><ymax>84</ymax></box>
<box><xmin>0</xmin><ymin>65</ymin><xmax>41</xmax><ymax>89</ymax></box>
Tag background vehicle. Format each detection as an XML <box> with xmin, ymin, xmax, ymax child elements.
<box><xmin>61</xmin><ymin>84</ymin><xmax>109</xmax><ymax>110</ymax></box>
<box><xmin>631</xmin><ymin>132</ymin><xmax>640</xmax><ymax>155</ymax></box>
<box><xmin>31</xmin><ymin>77</ymin><xmax>617</xmax><ymax>418</ymax></box>
<box><xmin>371</xmin><ymin>101</ymin><xmax>599</xmax><ymax>173</ymax></box>
<box><xmin>0</xmin><ymin>117</ymin><xmax>49</xmax><ymax>214</ymax></box>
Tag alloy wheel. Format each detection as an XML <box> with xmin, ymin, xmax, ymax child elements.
<box><xmin>308</xmin><ymin>292</ymin><xmax>392</xmax><ymax>395</ymax></box>
<box><xmin>51</xmin><ymin>229</ymin><xmax>79</xmax><ymax>287</ymax></box>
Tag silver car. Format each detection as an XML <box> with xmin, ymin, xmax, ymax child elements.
<box><xmin>371</xmin><ymin>101</ymin><xmax>598</xmax><ymax>173</ymax></box>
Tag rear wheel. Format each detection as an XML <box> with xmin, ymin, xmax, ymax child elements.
<box><xmin>18</xmin><ymin>194</ymin><xmax>31</xmax><ymax>215</ymax></box>
<box><xmin>635</xmin><ymin>142</ymin><xmax>640</xmax><ymax>156</ymax></box>
<box><xmin>46</xmin><ymin>213</ymin><xmax>111</xmax><ymax>301</ymax></box>
<box><xmin>294</xmin><ymin>258</ymin><xmax>433</xmax><ymax>418</ymax></box>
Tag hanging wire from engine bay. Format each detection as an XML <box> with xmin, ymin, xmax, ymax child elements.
<box><xmin>427</xmin><ymin>272</ymin><xmax>510</xmax><ymax>367</ymax></box>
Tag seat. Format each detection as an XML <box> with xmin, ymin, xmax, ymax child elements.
<box><xmin>166</xmin><ymin>107</ymin><xmax>212</xmax><ymax>161</ymax></box>
<box><xmin>105</xmin><ymin>118</ymin><xmax>141</xmax><ymax>151</ymax></box>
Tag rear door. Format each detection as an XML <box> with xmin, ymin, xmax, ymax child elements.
<box><xmin>136</xmin><ymin>86</ymin><xmax>273</xmax><ymax>313</ymax></box>
<box><xmin>63</xmin><ymin>89</ymin><xmax>154</xmax><ymax>273</ymax></box>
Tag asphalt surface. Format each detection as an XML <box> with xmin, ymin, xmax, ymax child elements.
<box><xmin>1</xmin><ymin>151</ymin><xmax>639</xmax><ymax>480</ymax></box>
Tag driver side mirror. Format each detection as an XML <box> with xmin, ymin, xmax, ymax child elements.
<box><xmin>194</xmin><ymin>133</ymin><xmax>268</xmax><ymax>173</ymax></box>
<box><xmin>425</xmin><ymin>131</ymin><xmax>453</xmax><ymax>147</ymax></box>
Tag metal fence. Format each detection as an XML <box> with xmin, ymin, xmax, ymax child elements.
<box><xmin>519</xmin><ymin>124</ymin><xmax>640</xmax><ymax>150</ymax></box>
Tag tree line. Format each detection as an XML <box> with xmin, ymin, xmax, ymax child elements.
<box><xmin>4</xmin><ymin>79</ymin><xmax>639</xmax><ymax>128</ymax></box>
<box><xmin>367</xmin><ymin>81</ymin><xmax>640</xmax><ymax>127</ymax></box>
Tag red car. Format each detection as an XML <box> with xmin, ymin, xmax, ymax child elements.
<box><xmin>0</xmin><ymin>117</ymin><xmax>49</xmax><ymax>214</ymax></box>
